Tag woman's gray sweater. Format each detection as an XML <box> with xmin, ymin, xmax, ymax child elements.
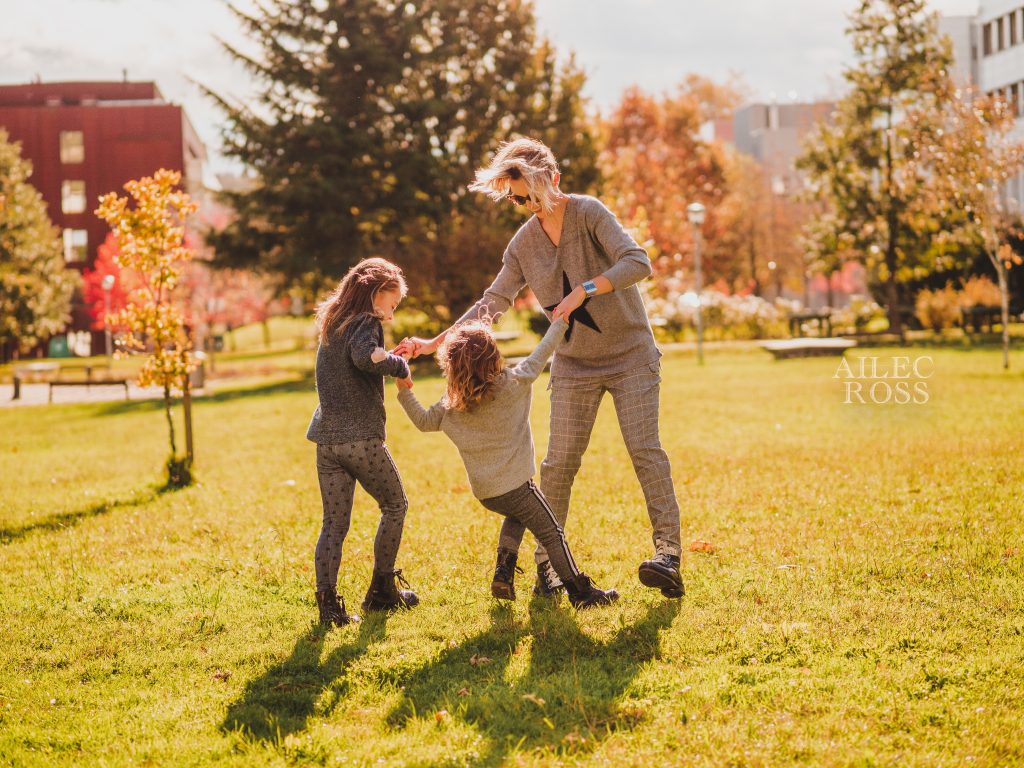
<box><xmin>397</xmin><ymin>318</ymin><xmax>568</xmax><ymax>500</ymax></box>
<box><xmin>306</xmin><ymin>313</ymin><xmax>410</xmax><ymax>445</ymax></box>
<box><xmin>457</xmin><ymin>194</ymin><xmax>660</xmax><ymax>378</ymax></box>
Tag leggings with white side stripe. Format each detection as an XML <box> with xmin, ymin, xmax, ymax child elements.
<box><xmin>480</xmin><ymin>480</ymin><xmax>580</xmax><ymax>584</ymax></box>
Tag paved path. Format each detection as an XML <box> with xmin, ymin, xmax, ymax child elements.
<box><xmin>1</xmin><ymin>382</ymin><xmax>168</xmax><ymax>407</ymax></box>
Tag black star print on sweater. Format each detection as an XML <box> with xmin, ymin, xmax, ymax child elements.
<box><xmin>544</xmin><ymin>272</ymin><xmax>602</xmax><ymax>341</ymax></box>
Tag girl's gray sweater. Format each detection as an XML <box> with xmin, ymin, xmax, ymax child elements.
<box><xmin>306</xmin><ymin>313</ymin><xmax>410</xmax><ymax>445</ymax></box>
<box><xmin>457</xmin><ymin>194</ymin><xmax>660</xmax><ymax>378</ymax></box>
<box><xmin>397</xmin><ymin>318</ymin><xmax>568</xmax><ymax>500</ymax></box>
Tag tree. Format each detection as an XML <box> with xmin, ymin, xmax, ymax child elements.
<box><xmin>797</xmin><ymin>0</ymin><xmax>956</xmax><ymax>335</ymax></box>
<box><xmin>599</xmin><ymin>76</ymin><xmax>739</xmax><ymax>290</ymax></box>
<box><xmin>205</xmin><ymin>0</ymin><xmax>598</xmax><ymax>309</ymax></box>
<box><xmin>80</xmin><ymin>233</ymin><xmax>142</xmax><ymax>331</ymax></box>
<box><xmin>0</xmin><ymin>128</ymin><xmax>78</xmax><ymax>355</ymax></box>
<box><xmin>96</xmin><ymin>170</ymin><xmax>198</xmax><ymax>488</ymax></box>
<box><xmin>924</xmin><ymin>91</ymin><xmax>1024</xmax><ymax>368</ymax></box>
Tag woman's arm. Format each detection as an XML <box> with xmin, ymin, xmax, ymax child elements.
<box><xmin>509</xmin><ymin>317</ymin><xmax>568</xmax><ymax>383</ymax></box>
<box><xmin>399</xmin><ymin>251</ymin><xmax>526</xmax><ymax>358</ymax></box>
<box><xmin>396</xmin><ymin>388</ymin><xmax>445</xmax><ymax>432</ymax></box>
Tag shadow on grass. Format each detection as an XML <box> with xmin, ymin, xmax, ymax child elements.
<box><xmin>0</xmin><ymin>485</ymin><xmax>165</xmax><ymax>544</ymax></box>
<box><xmin>222</xmin><ymin>612</ymin><xmax>389</xmax><ymax>744</ymax></box>
<box><xmin>386</xmin><ymin>598</ymin><xmax>680</xmax><ymax>766</ymax></box>
<box><xmin>94</xmin><ymin>374</ymin><xmax>316</xmax><ymax>417</ymax></box>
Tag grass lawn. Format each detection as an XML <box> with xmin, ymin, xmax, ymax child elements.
<box><xmin>1</xmin><ymin>346</ymin><xmax>1022</xmax><ymax>767</ymax></box>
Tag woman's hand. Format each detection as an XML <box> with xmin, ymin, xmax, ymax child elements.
<box><xmin>551</xmin><ymin>285</ymin><xmax>586</xmax><ymax>321</ymax></box>
<box><xmin>397</xmin><ymin>335</ymin><xmax>440</xmax><ymax>358</ymax></box>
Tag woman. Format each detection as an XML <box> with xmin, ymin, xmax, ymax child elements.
<box><xmin>399</xmin><ymin>137</ymin><xmax>684</xmax><ymax>599</ymax></box>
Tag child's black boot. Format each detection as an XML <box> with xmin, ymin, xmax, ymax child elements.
<box><xmin>564</xmin><ymin>573</ymin><xmax>619</xmax><ymax>609</ymax></box>
<box><xmin>491</xmin><ymin>549</ymin><xmax>524</xmax><ymax>601</ymax></box>
<box><xmin>638</xmin><ymin>553</ymin><xmax>685</xmax><ymax>598</ymax></box>
<box><xmin>316</xmin><ymin>589</ymin><xmax>360</xmax><ymax>626</ymax></box>
<box><xmin>362</xmin><ymin>569</ymin><xmax>419</xmax><ymax>612</ymax></box>
<box><xmin>531</xmin><ymin>559</ymin><xmax>565</xmax><ymax>597</ymax></box>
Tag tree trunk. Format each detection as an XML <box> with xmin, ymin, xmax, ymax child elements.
<box><xmin>997</xmin><ymin>261</ymin><xmax>1010</xmax><ymax>370</ymax></box>
<box><xmin>262</xmin><ymin>318</ymin><xmax>271</xmax><ymax>349</ymax></box>
<box><xmin>163</xmin><ymin>380</ymin><xmax>177</xmax><ymax>457</ymax></box>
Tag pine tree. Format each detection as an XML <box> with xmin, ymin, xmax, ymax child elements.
<box><xmin>0</xmin><ymin>129</ymin><xmax>79</xmax><ymax>355</ymax></box>
<box><xmin>205</xmin><ymin>0</ymin><xmax>598</xmax><ymax>309</ymax></box>
<box><xmin>797</xmin><ymin>0</ymin><xmax>955</xmax><ymax>335</ymax></box>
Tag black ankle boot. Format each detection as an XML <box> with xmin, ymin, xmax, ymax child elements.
<box><xmin>638</xmin><ymin>553</ymin><xmax>685</xmax><ymax>598</ymax></box>
<box><xmin>564</xmin><ymin>573</ymin><xmax>619</xmax><ymax>609</ymax></box>
<box><xmin>491</xmin><ymin>549</ymin><xmax>524</xmax><ymax>601</ymax></box>
<box><xmin>316</xmin><ymin>589</ymin><xmax>360</xmax><ymax>626</ymax></box>
<box><xmin>532</xmin><ymin>560</ymin><xmax>565</xmax><ymax>597</ymax></box>
<box><xmin>361</xmin><ymin>568</ymin><xmax>419</xmax><ymax>612</ymax></box>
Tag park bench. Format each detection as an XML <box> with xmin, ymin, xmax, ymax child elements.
<box><xmin>11</xmin><ymin>362</ymin><xmax>60</xmax><ymax>400</ymax></box>
<box><xmin>760</xmin><ymin>338</ymin><xmax>857</xmax><ymax>360</ymax></box>
<box><xmin>788</xmin><ymin>309</ymin><xmax>833</xmax><ymax>338</ymax></box>
<box><xmin>46</xmin><ymin>364</ymin><xmax>131</xmax><ymax>403</ymax></box>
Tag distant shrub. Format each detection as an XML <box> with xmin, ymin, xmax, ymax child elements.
<box><xmin>915</xmin><ymin>285</ymin><xmax>962</xmax><ymax>331</ymax></box>
<box><xmin>959</xmin><ymin>275</ymin><xmax>1001</xmax><ymax>309</ymax></box>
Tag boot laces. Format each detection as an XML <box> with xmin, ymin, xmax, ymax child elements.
<box><xmin>393</xmin><ymin>569</ymin><xmax>413</xmax><ymax>590</ymax></box>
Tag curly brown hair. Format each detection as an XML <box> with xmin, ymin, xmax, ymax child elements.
<box><xmin>438</xmin><ymin>322</ymin><xmax>505</xmax><ymax>412</ymax></box>
<box><xmin>315</xmin><ymin>258</ymin><xmax>407</xmax><ymax>345</ymax></box>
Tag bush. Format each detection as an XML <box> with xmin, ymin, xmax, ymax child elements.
<box><xmin>388</xmin><ymin>309</ymin><xmax>443</xmax><ymax>345</ymax></box>
<box><xmin>831</xmin><ymin>295</ymin><xmax>886</xmax><ymax>333</ymax></box>
<box><xmin>644</xmin><ymin>289</ymin><xmax>789</xmax><ymax>340</ymax></box>
<box><xmin>915</xmin><ymin>285</ymin><xmax>962</xmax><ymax>331</ymax></box>
<box><xmin>959</xmin><ymin>276</ymin><xmax>1002</xmax><ymax>309</ymax></box>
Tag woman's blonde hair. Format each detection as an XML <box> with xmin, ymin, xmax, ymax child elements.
<box><xmin>468</xmin><ymin>137</ymin><xmax>560</xmax><ymax>213</ymax></box>
<box><xmin>438</xmin><ymin>322</ymin><xmax>505</xmax><ymax>412</ymax></box>
<box><xmin>315</xmin><ymin>257</ymin><xmax>407</xmax><ymax>345</ymax></box>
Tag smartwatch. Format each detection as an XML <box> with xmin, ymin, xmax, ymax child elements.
<box><xmin>582</xmin><ymin>280</ymin><xmax>598</xmax><ymax>297</ymax></box>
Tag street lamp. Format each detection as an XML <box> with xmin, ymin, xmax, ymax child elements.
<box><xmin>687</xmin><ymin>202</ymin><xmax>706</xmax><ymax>365</ymax></box>
<box><xmin>101</xmin><ymin>274</ymin><xmax>115</xmax><ymax>363</ymax></box>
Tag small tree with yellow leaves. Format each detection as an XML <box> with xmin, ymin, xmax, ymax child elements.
<box><xmin>96</xmin><ymin>169</ymin><xmax>198</xmax><ymax>486</ymax></box>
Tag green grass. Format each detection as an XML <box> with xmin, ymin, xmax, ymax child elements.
<box><xmin>1</xmin><ymin>347</ymin><xmax>1023</xmax><ymax>767</ymax></box>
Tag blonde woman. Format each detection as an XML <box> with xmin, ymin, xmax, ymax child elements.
<box><xmin>398</xmin><ymin>138</ymin><xmax>684</xmax><ymax>599</ymax></box>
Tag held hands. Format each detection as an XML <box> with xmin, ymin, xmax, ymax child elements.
<box><xmin>551</xmin><ymin>285</ymin><xmax>586</xmax><ymax>322</ymax></box>
<box><xmin>391</xmin><ymin>345</ymin><xmax>414</xmax><ymax>390</ymax></box>
<box><xmin>394</xmin><ymin>336</ymin><xmax>439</xmax><ymax>359</ymax></box>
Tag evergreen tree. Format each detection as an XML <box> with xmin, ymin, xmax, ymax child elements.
<box><xmin>0</xmin><ymin>129</ymin><xmax>79</xmax><ymax>355</ymax></box>
<box><xmin>797</xmin><ymin>0</ymin><xmax>955</xmax><ymax>335</ymax></box>
<box><xmin>206</xmin><ymin>0</ymin><xmax>598</xmax><ymax>310</ymax></box>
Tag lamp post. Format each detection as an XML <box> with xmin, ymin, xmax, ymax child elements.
<box><xmin>687</xmin><ymin>202</ymin><xmax>706</xmax><ymax>365</ymax></box>
<box><xmin>101</xmin><ymin>274</ymin><xmax>115</xmax><ymax>363</ymax></box>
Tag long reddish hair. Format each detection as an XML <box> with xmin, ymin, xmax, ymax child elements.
<box><xmin>438</xmin><ymin>322</ymin><xmax>505</xmax><ymax>412</ymax></box>
<box><xmin>315</xmin><ymin>258</ymin><xmax>407</xmax><ymax>345</ymax></box>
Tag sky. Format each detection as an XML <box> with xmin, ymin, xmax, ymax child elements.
<box><xmin>0</xmin><ymin>0</ymin><xmax>983</xmax><ymax>174</ymax></box>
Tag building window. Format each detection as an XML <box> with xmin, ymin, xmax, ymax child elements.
<box><xmin>61</xmin><ymin>180</ymin><xmax>86</xmax><ymax>214</ymax></box>
<box><xmin>984</xmin><ymin>22</ymin><xmax>993</xmax><ymax>55</ymax></box>
<box><xmin>1012</xmin><ymin>12</ymin><xmax>1019</xmax><ymax>46</ymax></box>
<box><xmin>59</xmin><ymin>131</ymin><xmax>84</xmax><ymax>164</ymax></box>
<box><xmin>998</xmin><ymin>17</ymin><xmax>1006</xmax><ymax>50</ymax></box>
<box><xmin>62</xmin><ymin>229</ymin><xmax>88</xmax><ymax>263</ymax></box>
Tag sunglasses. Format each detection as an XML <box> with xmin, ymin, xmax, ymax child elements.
<box><xmin>507</xmin><ymin>192</ymin><xmax>535</xmax><ymax>206</ymax></box>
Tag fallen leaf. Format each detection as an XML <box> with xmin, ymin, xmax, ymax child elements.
<box><xmin>457</xmin><ymin>687</ymin><xmax>470</xmax><ymax>697</ymax></box>
<box><xmin>1004</xmin><ymin>547</ymin><xmax>1020</xmax><ymax>558</ymax></box>
<box><xmin>434</xmin><ymin>709</ymin><xmax>449</xmax><ymax>723</ymax></box>
<box><xmin>562</xmin><ymin>730</ymin><xmax>586</xmax><ymax>746</ymax></box>
<box><xmin>689</xmin><ymin>539</ymin><xmax>716</xmax><ymax>553</ymax></box>
<box><xmin>469</xmin><ymin>654</ymin><xmax>492</xmax><ymax>666</ymax></box>
<box><xmin>522</xmin><ymin>693</ymin><xmax>545</xmax><ymax>706</ymax></box>
<box><xmin>450</xmin><ymin>484</ymin><xmax>469</xmax><ymax>494</ymax></box>
<box><xmin>212</xmin><ymin>670</ymin><xmax>231</xmax><ymax>682</ymax></box>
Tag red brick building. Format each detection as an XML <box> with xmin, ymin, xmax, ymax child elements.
<box><xmin>0</xmin><ymin>80</ymin><xmax>208</xmax><ymax>351</ymax></box>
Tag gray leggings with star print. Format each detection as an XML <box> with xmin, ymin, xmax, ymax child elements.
<box><xmin>314</xmin><ymin>439</ymin><xmax>408</xmax><ymax>592</ymax></box>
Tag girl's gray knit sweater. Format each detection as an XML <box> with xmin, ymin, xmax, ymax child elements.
<box><xmin>306</xmin><ymin>313</ymin><xmax>409</xmax><ymax>445</ymax></box>
<box><xmin>397</xmin><ymin>318</ymin><xmax>568</xmax><ymax>500</ymax></box>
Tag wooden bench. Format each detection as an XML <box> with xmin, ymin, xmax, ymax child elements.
<box><xmin>760</xmin><ymin>338</ymin><xmax>857</xmax><ymax>360</ymax></box>
<box><xmin>788</xmin><ymin>310</ymin><xmax>833</xmax><ymax>338</ymax></box>
<box><xmin>11</xmin><ymin>362</ymin><xmax>60</xmax><ymax>400</ymax></box>
<box><xmin>47</xmin><ymin>365</ymin><xmax>131</xmax><ymax>402</ymax></box>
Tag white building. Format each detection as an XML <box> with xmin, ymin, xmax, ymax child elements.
<box><xmin>941</xmin><ymin>2</ymin><xmax>1024</xmax><ymax>204</ymax></box>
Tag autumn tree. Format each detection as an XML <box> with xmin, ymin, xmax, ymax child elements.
<box><xmin>599</xmin><ymin>76</ymin><xmax>739</xmax><ymax>290</ymax></box>
<box><xmin>0</xmin><ymin>128</ymin><xmax>78</xmax><ymax>355</ymax></box>
<box><xmin>96</xmin><ymin>170</ymin><xmax>198</xmax><ymax>488</ymax></box>
<box><xmin>797</xmin><ymin>0</ymin><xmax>956</xmax><ymax>335</ymax></box>
<box><xmin>925</xmin><ymin>91</ymin><xmax>1024</xmax><ymax>368</ymax></box>
<box><xmin>205</xmin><ymin>0</ymin><xmax>598</xmax><ymax>311</ymax></box>
<box><xmin>80</xmin><ymin>233</ymin><xmax>141</xmax><ymax>331</ymax></box>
